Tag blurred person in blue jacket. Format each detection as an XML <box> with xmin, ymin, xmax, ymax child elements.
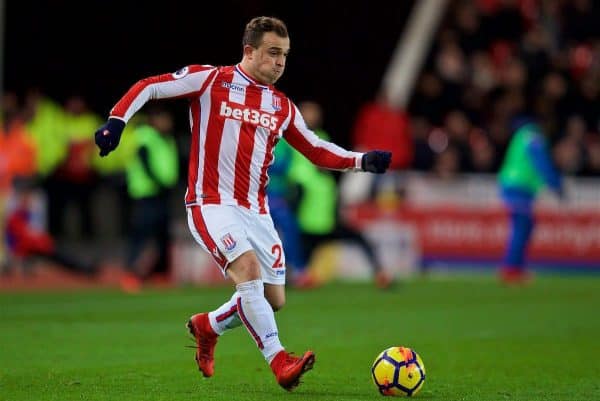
<box><xmin>266</xmin><ymin>139</ymin><xmax>306</xmax><ymax>281</ymax></box>
<box><xmin>278</xmin><ymin>101</ymin><xmax>394</xmax><ymax>289</ymax></box>
<box><xmin>497</xmin><ymin>117</ymin><xmax>564</xmax><ymax>284</ymax></box>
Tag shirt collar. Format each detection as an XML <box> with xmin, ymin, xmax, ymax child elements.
<box><xmin>235</xmin><ymin>64</ymin><xmax>271</xmax><ymax>90</ymax></box>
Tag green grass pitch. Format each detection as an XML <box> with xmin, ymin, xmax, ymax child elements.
<box><xmin>1</xmin><ymin>275</ymin><xmax>599</xmax><ymax>400</ymax></box>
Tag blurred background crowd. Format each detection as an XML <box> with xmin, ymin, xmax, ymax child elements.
<box><xmin>1</xmin><ymin>0</ymin><xmax>598</xmax><ymax>289</ymax></box>
<box><xmin>355</xmin><ymin>0</ymin><xmax>599</xmax><ymax>177</ymax></box>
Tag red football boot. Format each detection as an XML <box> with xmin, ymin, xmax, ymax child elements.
<box><xmin>374</xmin><ymin>270</ymin><xmax>394</xmax><ymax>290</ymax></box>
<box><xmin>499</xmin><ymin>266</ymin><xmax>533</xmax><ymax>285</ymax></box>
<box><xmin>292</xmin><ymin>272</ymin><xmax>319</xmax><ymax>290</ymax></box>
<box><xmin>186</xmin><ymin>313</ymin><xmax>218</xmax><ymax>377</ymax></box>
<box><xmin>270</xmin><ymin>350</ymin><xmax>315</xmax><ymax>391</ymax></box>
<box><xmin>119</xmin><ymin>273</ymin><xmax>142</xmax><ymax>294</ymax></box>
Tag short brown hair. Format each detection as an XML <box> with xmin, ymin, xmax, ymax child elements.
<box><xmin>242</xmin><ymin>16</ymin><xmax>288</xmax><ymax>48</ymax></box>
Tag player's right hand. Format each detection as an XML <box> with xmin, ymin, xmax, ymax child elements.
<box><xmin>94</xmin><ymin>118</ymin><xmax>125</xmax><ymax>157</ymax></box>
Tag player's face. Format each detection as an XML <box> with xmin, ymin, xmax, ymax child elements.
<box><xmin>247</xmin><ymin>32</ymin><xmax>290</xmax><ymax>85</ymax></box>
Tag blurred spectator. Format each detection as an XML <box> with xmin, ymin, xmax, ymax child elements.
<box><xmin>0</xmin><ymin>93</ymin><xmax>37</xmax><ymax>192</ymax></box>
<box><xmin>535</xmin><ymin>71</ymin><xmax>569</xmax><ymax>138</ymax></box>
<box><xmin>22</xmin><ymin>88</ymin><xmax>67</xmax><ymax>178</ymax></box>
<box><xmin>408</xmin><ymin>0</ymin><xmax>599</xmax><ymax>179</ymax></box>
<box><xmin>453</xmin><ymin>0</ymin><xmax>489</xmax><ymax>54</ymax></box>
<box><xmin>4</xmin><ymin>178</ymin><xmax>97</xmax><ymax>277</ymax></box>
<box><xmin>351</xmin><ymin>95</ymin><xmax>413</xmax><ymax>171</ymax></box>
<box><xmin>442</xmin><ymin>109</ymin><xmax>473</xmax><ymax>171</ymax></box>
<box><xmin>91</xmin><ymin>115</ymin><xmax>144</xmax><ymax>237</ymax></box>
<box><xmin>562</xmin><ymin>0</ymin><xmax>600</xmax><ymax>44</ymax></box>
<box><xmin>519</xmin><ymin>24</ymin><xmax>553</xmax><ymax>88</ymax></box>
<box><xmin>267</xmin><ymin>140</ymin><xmax>303</xmax><ymax>274</ymax></box>
<box><xmin>0</xmin><ymin>92</ymin><xmax>38</xmax><ymax>269</ymax></box>
<box><xmin>435</xmin><ymin>29</ymin><xmax>468</xmax><ymax>85</ymax></box>
<box><xmin>46</xmin><ymin>95</ymin><xmax>102</xmax><ymax>239</ymax></box>
<box><xmin>553</xmin><ymin>136</ymin><xmax>583</xmax><ymax>175</ymax></box>
<box><xmin>22</xmin><ymin>89</ymin><xmax>69</xmax><ymax>237</ymax></box>
<box><xmin>409</xmin><ymin>71</ymin><xmax>449</xmax><ymax>125</ymax></box>
<box><xmin>119</xmin><ymin>105</ymin><xmax>179</xmax><ymax>293</ymax></box>
<box><xmin>267</xmin><ymin>121</ymin><xmax>307</xmax><ymax>278</ymax></box>
<box><xmin>537</xmin><ymin>0</ymin><xmax>562</xmax><ymax>53</ymax></box>
<box><xmin>553</xmin><ymin>114</ymin><xmax>588</xmax><ymax>175</ymax></box>
<box><xmin>469</xmin><ymin>128</ymin><xmax>498</xmax><ymax>172</ymax></box>
<box><xmin>569</xmin><ymin>72</ymin><xmax>599</xmax><ymax>133</ymax></box>
<box><xmin>582</xmin><ymin>137</ymin><xmax>600</xmax><ymax>176</ymax></box>
<box><xmin>410</xmin><ymin>117</ymin><xmax>436</xmax><ymax>171</ymax></box>
<box><xmin>290</xmin><ymin>101</ymin><xmax>394</xmax><ymax>289</ymax></box>
<box><xmin>434</xmin><ymin>29</ymin><xmax>469</xmax><ymax>111</ymax></box>
<box><xmin>351</xmin><ymin>95</ymin><xmax>412</xmax><ymax>203</ymax></box>
<box><xmin>499</xmin><ymin>57</ymin><xmax>527</xmax><ymax>90</ymax></box>
<box><xmin>469</xmin><ymin>51</ymin><xmax>497</xmax><ymax>93</ymax></box>
<box><xmin>431</xmin><ymin>145</ymin><xmax>461</xmax><ymax>180</ymax></box>
<box><xmin>497</xmin><ymin>118</ymin><xmax>564</xmax><ymax>284</ymax></box>
<box><xmin>480</xmin><ymin>0</ymin><xmax>525</xmax><ymax>43</ymax></box>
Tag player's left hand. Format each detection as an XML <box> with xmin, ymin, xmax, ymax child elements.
<box><xmin>94</xmin><ymin>118</ymin><xmax>125</xmax><ymax>157</ymax></box>
<box><xmin>362</xmin><ymin>150</ymin><xmax>392</xmax><ymax>174</ymax></box>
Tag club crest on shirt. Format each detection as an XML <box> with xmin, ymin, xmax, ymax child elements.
<box><xmin>272</xmin><ymin>94</ymin><xmax>282</xmax><ymax>111</ymax></box>
<box><xmin>172</xmin><ymin>66</ymin><xmax>189</xmax><ymax>79</ymax></box>
<box><xmin>221</xmin><ymin>233</ymin><xmax>237</xmax><ymax>251</ymax></box>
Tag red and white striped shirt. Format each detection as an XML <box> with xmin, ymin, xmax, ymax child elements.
<box><xmin>110</xmin><ymin>64</ymin><xmax>363</xmax><ymax>214</ymax></box>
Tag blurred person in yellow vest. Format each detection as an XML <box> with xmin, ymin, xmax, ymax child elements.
<box><xmin>0</xmin><ymin>92</ymin><xmax>38</xmax><ymax>269</ymax></box>
<box><xmin>22</xmin><ymin>89</ymin><xmax>69</xmax><ymax>238</ymax></box>
<box><xmin>22</xmin><ymin>88</ymin><xmax>67</xmax><ymax>177</ymax></box>
<box><xmin>91</xmin><ymin>121</ymin><xmax>139</xmax><ymax>175</ymax></box>
<box><xmin>119</xmin><ymin>105</ymin><xmax>179</xmax><ymax>293</ymax></box>
<box><xmin>92</xmin><ymin>116</ymin><xmax>141</xmax><ymax>238</ymax></box>
<box><xmin>45</xmin><ymin>95</ymin><xmax>103</xmax><ymax>239</ymax></box>
<box><xmin>59</xmin><ymin>95</ymin><xmax>103</xmax><ymax>183</ymax></box>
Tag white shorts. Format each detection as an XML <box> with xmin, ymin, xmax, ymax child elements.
<box><xmin>186</xmin><ymin>204</ymin><xmax>286</xmax><ymax>285</ymax></box>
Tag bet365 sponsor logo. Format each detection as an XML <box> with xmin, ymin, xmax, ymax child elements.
<box><xmin>219</xmin><ymin>101</ymin><xmax>278</xmax><ymax>130</ymax></box>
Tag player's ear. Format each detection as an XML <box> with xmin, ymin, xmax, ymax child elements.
<box><xmin>242</xmin><ymin>44</ymin><xmax>255</xmax><ymax>59</ymax></box>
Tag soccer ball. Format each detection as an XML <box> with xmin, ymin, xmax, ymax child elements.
<box><xmin>371</xmin><ymin>346</ymin><xmax>426</xmax><ymax>396</ymax></box>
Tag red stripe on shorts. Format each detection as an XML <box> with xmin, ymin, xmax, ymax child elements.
<box><xmin>190</xmin><ymin>206</ymin><xmax>228</xmax><ymax>269</ymax></box>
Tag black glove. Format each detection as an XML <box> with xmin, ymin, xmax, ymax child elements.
<box><xmin>361</xmin><ymin>150</ymin><xmax>392</xmax><ymax>173</ymax></box>
<box><xmin>95</xmin><ymin>118</ymin><xmax>125</xmax><ymax>157</ymax></box>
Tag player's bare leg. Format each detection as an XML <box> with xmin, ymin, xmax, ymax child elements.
<box><xmin>264</xmin><ymin>282</ymin><xmax>286</xmax><ymax>311</ymax></box>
